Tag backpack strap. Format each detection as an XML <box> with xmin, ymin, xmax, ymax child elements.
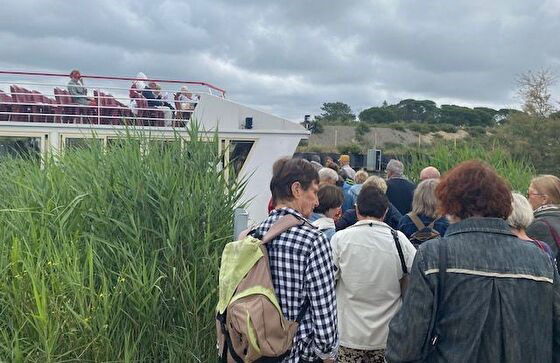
<box><xmin>391</xmin><ymin>229</ymin><xmax>408</xmax><ymax>274</ymax></box>
<box><xmin>541</xmin><ymin>219</ymin><xmax>560</xmax><ymax>249</ymax></box>
<box><xmin>237</xmin><ymin>227</ymin><xmax>253</xmax><ymax>240</ymax></box>
<box><xmin>427</xmin><ymin>218</ymin><xmax>437</xmax><ymax>229</ymax></box>
<box><xmin>409</xmin><ymin>213</ymin><xmax>426</xmax><ymax>231</ymax></box>
<box><xmin>262</xmin><ymin>214</ymin><xmax>307</xmax><ymax>244</ymax></box>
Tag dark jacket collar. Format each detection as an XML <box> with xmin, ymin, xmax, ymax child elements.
<box><xmin>445</xmin><ymin>217</ymin><xmax>516</xmax><ymax>238</ymax></box>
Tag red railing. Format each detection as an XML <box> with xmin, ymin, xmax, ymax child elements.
<box><xmin>0</xmin><ymin>70</ymin><xmax>226</xmax><ymax>126</ymax></box>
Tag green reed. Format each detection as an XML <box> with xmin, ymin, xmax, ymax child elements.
<box><xmin>0</xmin><ymin>125</ymin><xmax>246</xmax><ymax>362</ymax></box>
<box><xmin>407</xmin><ymin>142</ymin><xmax>535</xmax><ymax>191</ymax></box>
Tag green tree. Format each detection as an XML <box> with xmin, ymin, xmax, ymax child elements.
<box><xmin>359</xmin><ymin>107</ymin><xmax>396</xmax><ymax>123</ymax></box>
<box><xmin>493</xmin><ymin>113</ymin><xmax>560</xmax><ymax>175</ymax></box>
<box><xmin>394</xmin><ymin>99</ymin><xmax>439</xmax><ymax>122</ymax></box>
<box><xmin>315</xmin><ymin>102</ymin><xmax>356</xmax><ymax>124</ymax></box>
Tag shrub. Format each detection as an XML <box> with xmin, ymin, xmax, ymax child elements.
<box><xmin>338</xmin><ymin>143</ymin><xmax>362</xmax><ymax>154</ymax></box>
<box><xmin>0</xmin><ymin>126</ymin><xmax>245</xmax><ymax>361</ymax></box>
<box><xmin>439</xmin><ymin>123</ymin><xmax>459</xmax><ymax>133</ymax></box>
<box><xmin>391</xmin><ymin>123</ymin><xmax>406</xmax><ymax>132</ymax></box>
<box><xmin>407</xmin><ymin>123</ymin><xmax>432</xmax><ymax>134</ymax></box>
<box><xmin>355</xmin><ymin>122</ymin><xmax>370</xmax><ymax>137</ymax></box>
<box><xmin>466</xmin><ymin>125</ymin><xmax>486</xmax><ymax>137</ymax></box>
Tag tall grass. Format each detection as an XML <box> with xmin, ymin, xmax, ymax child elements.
<box><xmin>0</xmin><ymin>126</ymin><xmax>245</xmax><ymax>361</ymax></box>
<box><xmin>407</xmin><ymin>142</ymin><xmax>535</xmax><ymax>191</ymax></box>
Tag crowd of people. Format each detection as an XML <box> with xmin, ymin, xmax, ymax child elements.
<box><xmin>66</xmin><ymin>69</ymin><xmax>199</xmax><ymax>125</ymax></box>
<box><xmin>245</xmin><ymin>155</ymin><xmax>560</xmax><ymax>362</ymax></box>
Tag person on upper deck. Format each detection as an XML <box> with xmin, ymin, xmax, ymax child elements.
<box><xmin>67</xmin><ymin>69</ymin><xmax>93</xmax><ymax>106</ymax></box>
<box><xmin>385</xmin><ymin>160</ymin><xmax>560</xmax><ymax>363</ymax></box>
<box><xmin>178</xmin><ymin>86</ymin><xmax>199</xmax><ymax>109</ymax></box>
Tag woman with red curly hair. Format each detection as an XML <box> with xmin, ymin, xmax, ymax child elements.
<box><xmin>385</xmin><ymin>160</ymin><xmax>560</xmax><ymax>363</ymax></box>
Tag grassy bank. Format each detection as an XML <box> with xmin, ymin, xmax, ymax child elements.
<box><xmin>0</xmin><ymin>128</ymin><xmax>244</xmax><ymax>361</ymax></box>
<box><xmin>407</xmin><ymin>143</ymin><xmax>535</xmax><ymax>191</ymax></box>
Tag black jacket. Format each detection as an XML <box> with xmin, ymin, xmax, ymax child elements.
<box><xmin>335</xmin><ymin>202</ymin><xmax>402</xmax><ymax>231</ymax></box>
<box><xmin>527</xmin><ymin>205</ymin><xmax>560</xmax><ymax>268</ymax></box>
<box><xmin>386</xmin><ymin>177</ymin><xmax>415</xmax><ymax>215</ymax></box>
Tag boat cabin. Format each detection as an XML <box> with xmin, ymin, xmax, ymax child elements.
<box><xmin>0</xmin><ymin>70</ymin><xmax>309</xmax><ymax>223</ymax></box>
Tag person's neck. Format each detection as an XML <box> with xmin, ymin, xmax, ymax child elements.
<box><xmin>275</xmin><ymin>202</ymin><xmax>299</xmax><ymax>213</ymax></box>
<box><xmin>357</xmin><ymin>216</ymin><xmax>382</xmax><ymax>223</ymax></box>
<box><xmin>514</xmin><ymin>229</ymin><xmax>531</xmax><ymax>240</ymax></box>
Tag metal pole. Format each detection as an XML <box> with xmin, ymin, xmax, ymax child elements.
<box><xmin>233</xmin><ymin>208</ymin><xmax>249</xmax><ymax>240</ymax></box>
<box><xmin>334</xmin><ymin>129</ymin><xmax>338</xmax><ymax>147</ymax></box>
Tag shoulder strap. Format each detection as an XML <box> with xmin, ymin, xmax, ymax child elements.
<box><xmin>427</xmin><ymin>218</ymin><xmax>437</xmax><ymax>229</ymax></box>
<box><xmin>409</xmin><ymin>213</ymin><xmax>426</xmax><ymax>231</ymax></box>
<box><xmin>391</xmin><ymin>229</ymin><xmax>408</xmax><ymax>274</ymax></box>
<box><xmin>428</xmin><ymin>240</ymin><xmax>448</xmax><ymax>351</ymax></box>
<box><xmin>262</xmin><ymin>215</ymin><xmax>306</xmax><ymax>244</ymax></box>
<box><xmin>541</xmin><ymin>219</ymin><xmax>560</xmax><ymax>249</ymax></box>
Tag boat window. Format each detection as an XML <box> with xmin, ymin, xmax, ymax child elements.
<box><xmin>65</xmin><ymin>137</ymin><xmax>104</xmax><ymax>150</ymax></box>
<box><xmin>229</xmin><ymin>140</ymin><xmax>254</xmax><ymax>177</ymax></box>
<box><xmin>107</xmin><ymin>137</ymin><xmax>141</xmax><ymax>152</ymax></box>
<box><xmin>0</xmin><ymin>136</ymin><xmax>41</xmax><ymax>162</ymax></box>
<box><xmin>147</xmin><ymin>139</ymin><xmax>177</xmax><ymax>154</ymax></box>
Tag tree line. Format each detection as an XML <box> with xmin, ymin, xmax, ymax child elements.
<box><xmin>307</xmin><ymin>69</ymin><xmax>558</xmax><ymax>132</ymax></box>
<box><xmin>310</xmin><ymin>100</ymin><xmax>521</xmax><ymax>129</ymax></box>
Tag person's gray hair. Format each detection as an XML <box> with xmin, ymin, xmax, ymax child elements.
<box><xmin>319</xmin><ymin>167</ymin><xmax>339</xmax><ymax>184</ymax></box>
<box><xmin>507</xmin><ymin>192</ymin><xmax>535</xmax><ymax>230</ymax></box>
<box><xmin>310</xmin><ymin>154</ymin><xmax>321</xmax><ymax>164</ymax></box>
<box><xmin>386</xmin><ymin>159</ymin><xmax>404</xmax><ymax>177</ymax></box>
<box><xmin>363</xmin><ymin>175</ymin><xmax>387</xmax><ymax>194</ymax></box>
<box><xmin>411</xmin><ymin>179</ymin><xmax>440</xmax><ymax>218</ymax></box>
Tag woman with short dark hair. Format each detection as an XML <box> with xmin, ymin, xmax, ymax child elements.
<box><xmin>311</xmin><ymin>184</ymin><xmax>344</xmax><ymax>241</ymax></box>
<box><xmin>386</xmin><ymin>160</ymin><xmax>560</xmax><ymax>363</ymax></box>
<box><xmin>254</xmin><ymin>157</ymin><xmax>338</xmax><ymax>361</ymax></box>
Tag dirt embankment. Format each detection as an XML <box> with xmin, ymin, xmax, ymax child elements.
<box><xmin>307</xmin><ymin>126</ymin><xmax>468</xmax><ymax>150</ymax></box>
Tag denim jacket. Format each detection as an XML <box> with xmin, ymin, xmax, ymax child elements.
<box><xmin>386</xmin><ymin>217</ymin><xmax>560</xmax><ymax>363</ymax></box>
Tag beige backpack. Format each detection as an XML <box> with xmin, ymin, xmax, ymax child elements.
<box><xmin>216</xmin><ymin>215</ymin><xmax>310</xmax><ymax>362</ymax></box>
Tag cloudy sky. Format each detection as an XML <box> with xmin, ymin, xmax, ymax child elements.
<box><xmin>1</xmin><ymin>0</ymin><xmax>559</xmax><ymax>121</ymax></box>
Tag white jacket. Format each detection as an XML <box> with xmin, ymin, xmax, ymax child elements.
<box><xmin>330</xmin><ymin>219</ymin><xmax>416</xmax><ymax>350</ymax></box>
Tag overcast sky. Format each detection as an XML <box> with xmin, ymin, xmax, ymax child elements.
<box><xmin>1</xmin><ymin>0</ymin><xmax>559</xmax><ymax>121</ymax></box>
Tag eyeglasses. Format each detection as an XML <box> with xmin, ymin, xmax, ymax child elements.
<box><xmin>527</xmin><ymin>191</ymin><xmax>545</xmax><ymax>198</ymax></box>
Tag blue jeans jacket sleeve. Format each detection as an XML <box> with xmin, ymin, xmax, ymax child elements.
<box><xmin>554</xmin><ymin>267</ymin><xmax>560</xmax><ymax>363</ymax></box>
<box><xmin>386</xmin><ymin>249</ymin><xmax>435</xmax><ymax>362</ymax></box>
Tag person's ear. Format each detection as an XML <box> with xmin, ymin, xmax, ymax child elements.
<box><xmin>291</xmin><ymin>181</ymin><xmax>301</xmax><ymax>199</ymax></box>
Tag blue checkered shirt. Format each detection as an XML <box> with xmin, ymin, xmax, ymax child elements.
<box><xmin>253</xmin><ymin>208</ymin><xmax>339</xmax><ymax>362</ymax></box>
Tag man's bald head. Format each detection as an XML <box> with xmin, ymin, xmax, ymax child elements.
<box><xmin>420</xmin><ymin>166</ymin><xmax>441</xmax><ymax>181</ymax></box>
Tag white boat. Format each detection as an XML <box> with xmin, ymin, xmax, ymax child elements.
<box><xmin>0</xmin><ymin>70</ymin><xmax>309</xmax><ymax>223</ymax></box>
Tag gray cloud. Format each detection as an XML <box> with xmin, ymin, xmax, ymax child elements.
<box><xmin>0</xmin><ymin>0</ymin><xmax>559</xmax><ymax>120</ymax></box>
